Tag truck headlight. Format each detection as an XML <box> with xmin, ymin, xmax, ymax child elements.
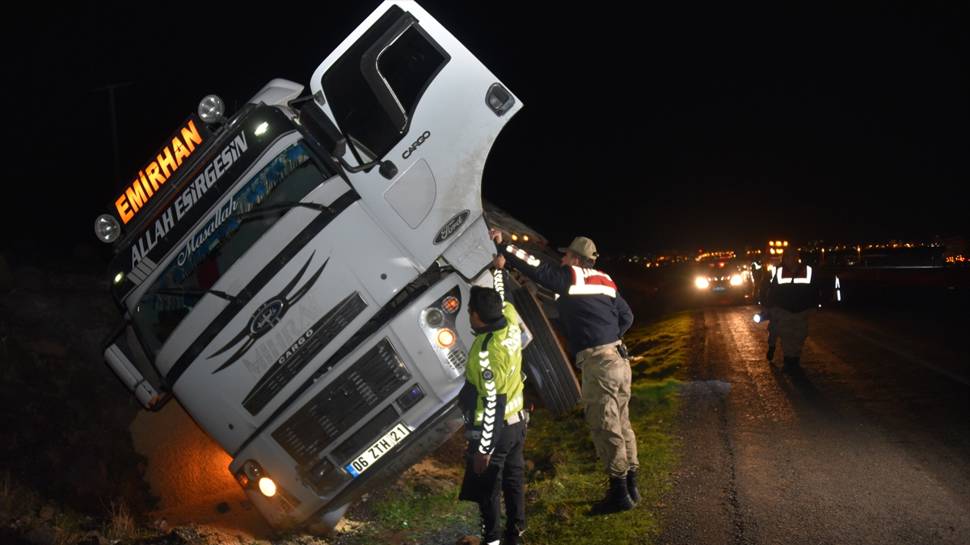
<box><xmin>418</xmin><ymin>287</ymin><xmax>466</xmax><ymax>379</ymax></box>
<box><xmin>730</xmin><ymin>274</ymin><xmax>743</xmax><ymax>286</ymax></box>
<box><xmin>258</xmin><ymin>477</ymin><xmax>277</xmax><ymax>498</ymax></box>
<box><xmin>694</xmin><ymin>277</ymin><xmax>710</xmax><ymax>290</ymax></box>
<box><xmin>435</xmin><ymin>328</ymin><xmax>456</xmax><ymax>349</ymax></box>
<box><xmin>237</xmin><ymin>460</ymin><xmax>278</xmax><ymax>497</ymax></box>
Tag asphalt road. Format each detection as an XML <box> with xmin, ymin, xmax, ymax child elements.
<box><xmin>658</xmin><ymin>304</ymin><xmax>970</xmax><ymax>545</ymax></box>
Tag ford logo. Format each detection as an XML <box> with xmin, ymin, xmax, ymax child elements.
<box><xmin>433</xmin><ymin>210</ymin><xmax>470</xmax><ymax>245</ymax></box>
<box><xmin>250</xmin><ymin>298</ymin><xmax>286</xmax><ymax>335</ymax></box>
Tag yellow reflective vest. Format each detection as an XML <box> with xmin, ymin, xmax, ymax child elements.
<box><xmin>464</xmin><ymin>301</ymin><xmax>525</xmax><ymax>454</ymax></box>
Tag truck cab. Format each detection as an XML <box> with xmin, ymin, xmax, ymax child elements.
<box><xmin>96</xmin><ymin>1</ymin><xmax>577</xmax><ymax>531</ymax></box>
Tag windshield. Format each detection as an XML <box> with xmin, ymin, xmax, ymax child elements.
<box><xmin>133</xmin><ymin>141</ymin><xmax>328</xmax><ymax>356</ymax></box>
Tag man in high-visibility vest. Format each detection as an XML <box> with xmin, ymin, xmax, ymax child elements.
<box><xmin>765</xmin><ymin>249</ymin><xmax>820</xmax><ymax>372</ymax></box>
<box><xmin>458</xmin><ymin>286</ymin><xmax>528</xmax><ymax>545</ymax></box>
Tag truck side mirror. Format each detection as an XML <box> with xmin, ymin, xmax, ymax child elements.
<box><xmin>298</xmin><ymin>100</ymin><xmax>398</xmax><ymax>180</ymax></box>
<box><xmin>299</xmin><ymin>100</ymin><xmax>347</xmax><ymax>158</ymax></box>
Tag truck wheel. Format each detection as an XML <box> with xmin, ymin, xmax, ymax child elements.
<box><xmin>509</xmin><ymin>283</ymin><xmax>581</xmax><ymax>415</ymax></box>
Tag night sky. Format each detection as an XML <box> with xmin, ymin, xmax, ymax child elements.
<box><xmin>7</xmin><ymin>1</ymin><xmax>967</xmax><ymax>256</ymax></box>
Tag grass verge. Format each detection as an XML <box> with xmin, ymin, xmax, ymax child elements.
<box><xmin>341</xmin><ymin>311</ymin><xmax>693</xmax><ymax>545</ymax></box>
<box><xmin>520</xmin><ymin>311</ymin><xmax>691</xmax><ymax>545</ymax></box>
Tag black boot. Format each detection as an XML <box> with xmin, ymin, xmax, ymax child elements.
<box><xmin>502</xmin><ymin>522</ymin><xmax>524</xmax><ymax>545</ymax></box>
<box><xmin>626</xmin><ymin>468</ymin><xmax>640</xmax><ymax>504</ymax></box>
<box><xmin>590</xmin><ymin>476</ymin><xmax>635</xmax><ymax>515</ymax></box>
<box><xmin>766</xmin><ymin>345</ymin><xmax>775</xmax><ymax>362</ymax></box>
<box><xmin>782</xmin><ymin>356</ymin><xmax>800</xmax><ymax>372</ymax></box>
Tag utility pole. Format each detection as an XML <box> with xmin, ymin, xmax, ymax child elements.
<box><xmin>93</xmin><ymin>81</ymin><xmax>133</xmax><ymax>183</ymax></box>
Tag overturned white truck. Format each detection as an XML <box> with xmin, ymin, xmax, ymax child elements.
<box><xmin>94</xmin><ymin>0</ymin><xmax>578</xmax><ymax>532</ymax></box>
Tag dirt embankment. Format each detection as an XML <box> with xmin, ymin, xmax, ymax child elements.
<box><xmin>1</xmin><ymin>249</ymin><xmax>153</xmax><ymax>499</ymax></box>
<box><xmin>0</xmin><ymin>246</ymin><xmax>465</xmax><ymax>545</ymax></box>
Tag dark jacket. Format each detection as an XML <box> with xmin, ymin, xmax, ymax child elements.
<box><xmin>500</xmin><ymin>244</ymin><xmax>634</xmax><ymax>356</ymax></box>
<box><xmin>766</xmin><ymin>264</ymin><xmax>820</xmax><ymax>312</ymax></box>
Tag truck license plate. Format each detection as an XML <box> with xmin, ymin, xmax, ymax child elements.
<box><xmin>344</xmin><ymin>423</ymin><xmax>411</xmax><ymax>478</ymax></box>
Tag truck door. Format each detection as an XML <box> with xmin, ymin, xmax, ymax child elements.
<box><xmin>309</xmin><ymin>0</ymin><xmax>522</xmax><ymax>279</ymax></box>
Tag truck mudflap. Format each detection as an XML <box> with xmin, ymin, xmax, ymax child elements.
<box><xmin>304</xmin><ymin>402</ymin><xmax>464</xmax><ymax>534</ymax></box>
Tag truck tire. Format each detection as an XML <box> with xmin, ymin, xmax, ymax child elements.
<box><xmin>509</xmin><ymin>283</ymin><xmax>581</xmax><ymax>415</ymax></box>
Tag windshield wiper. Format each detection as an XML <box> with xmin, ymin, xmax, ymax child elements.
<box><xmin>153</xmin><ymin>287</ymin><xmax>242</xmax><ymax>303</ymax></box>
<box><xmin>231</xmin><ymin>201</ymin><xmax>331</xmax><ymax>222</ymax></box>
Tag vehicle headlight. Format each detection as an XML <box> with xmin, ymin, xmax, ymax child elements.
<box><xmin>435</xmin><ymin>328</ymin><xmax>456</xmax><ymax>349</ymax></box>
<box><xmin>730</xmin><ymin>274</ymin><xmax>743</xmax><ymax>286</ymax></box>
<box><xmin>258</xmin><ymin>477</ymin><xmax>277</xmax><ymax>497</ymax></box>
<box><xmin>419</xmin><ymin>287</ymin><xmax>466</xmax><ymax>379</ymax></box>
<box><xmin>237</xmin><ymin>460</ymin><xmax>277</xmax><ymax>497</ymax></box>
<box><xmin>694</xmin><ymin>277</ymin><xmax>710</xmax><ymax>290</ymax></box>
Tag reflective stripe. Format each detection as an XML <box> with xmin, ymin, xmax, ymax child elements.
<box><xmin>478</xmin><ymin>347</ymin><xmax>497</xmax><ymax>454</ymax></box>
<box><xmin>492</xmin><ymin>269</ymin><xmax>505</xmax><ymax>301</ymax></box>
<box><xmin>776</xmin><ymin>265</ymin><xmax>813</xmax><ymax>284</ymax></box>
<box><xmin>567</xmin><ymin>266</ymin><xmax>617</xmax><ymax>297</ymax></box>
<box><xmin>506</xmin><ymin>244</ymin><xmax>541</xmax><ymax>268</ymax></box>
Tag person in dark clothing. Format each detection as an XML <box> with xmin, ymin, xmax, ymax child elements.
<box><xmin>755</xmin><ymin>263</ymin><xmax>779</xmax><ymax>362</ymax></box>
<box><xmin>491</xmin><ymin>231</ymin><xmax>638</xmax><ymax>514</ymax></box>
<box><xmin>765</xmin><ymin>249</ymin><xmax>820</xmax><ymax>372</ymax></box>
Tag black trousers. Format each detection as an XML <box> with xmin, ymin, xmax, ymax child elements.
<box><xmin>459</xmin><ymin>420</ymin><xmax>526</xmax><ymax>542</ymax></box>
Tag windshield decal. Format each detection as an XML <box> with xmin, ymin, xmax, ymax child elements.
<box><xmin>111</xmin><ymin>106</ymin><xmax>296</xmax><ymax>300</ymax></box>
<box><xmin>164</xmin><ymin>190</ymin><xmax>359</xmax><ymax>387</ymax></box>
<box><xmin>130</xmin><ymin>132</ymin><xmax>248</xmax><ymax>271</ymax></box>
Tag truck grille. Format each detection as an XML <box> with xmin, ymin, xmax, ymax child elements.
<box><xmin>243</xmin><ymin>292</ymin><xmax>367</xmax><ymax>415</ymax></box>
<box><xmin>272</xmin><ymin>338</ymin><xmax>411</xmax><ymax>467</ymax></box>
<box><xmin>447</xmin><ymin>349</ymin><xmax>467</xmax><ymax>372</ymax></box>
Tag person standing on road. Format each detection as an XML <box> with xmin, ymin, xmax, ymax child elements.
<box><xmin>458</xmin><ymin>286</ymin><xmax>528</xmax><ymax>545</ymax></box>
<box><xmin>755</xmin><ymin>262</ymin><xmax>780</xmax><ymax>362</ymax></box>
<box><xmin>765</xmin><ymin>248</ymin><xmax>820</xmax><ymax>372</ymax></box>
<box><xmin>491</xmin><ymin>231</ymin><xmax>638</xmax><ymax>514</ymax></box>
